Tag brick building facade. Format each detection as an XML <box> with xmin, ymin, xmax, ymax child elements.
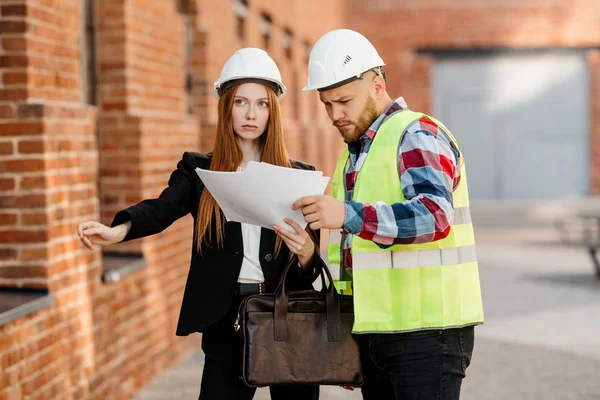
<box><xmin>2</xmin><ymin>0</ymin><xmax>599</xmax><ymax>399</ymax></box>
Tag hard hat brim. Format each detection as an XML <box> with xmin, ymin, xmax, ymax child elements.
<box><xmin>303</xmin><ymin>65</ymin><xmax>386</xmax><ymax>92</ymax></box>
<box><xmin>214</xmin><ymin>76</ymin><xmax>287</xmax><ymax>100</ymax></box>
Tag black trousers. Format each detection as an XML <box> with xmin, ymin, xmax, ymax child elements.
<box><xmin>198</xmin><ymin>295</ymin><xmax>320</xmax><ymax>400</ymax></box>
<box><xmin>359</xmin><ymin>326</ymin><xmax>475</xmax><ymax>400</ymax></box>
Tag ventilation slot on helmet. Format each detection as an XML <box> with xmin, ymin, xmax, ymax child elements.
<box><xmin>343</xmin><ymin>55</ymin><xmax>352</xmax><ymax>66</ymax></box>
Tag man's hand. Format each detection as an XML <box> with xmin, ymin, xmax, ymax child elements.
<box><xmin>292</xmin><ymin>195</ymin><xmax>345</xmax><ymax>230</ymax></box>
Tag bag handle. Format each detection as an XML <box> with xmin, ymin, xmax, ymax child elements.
<box><xmin>274</xmin><ymin>254</ymin><xmax>342</xmax><ymax>342</ymax></box>
<box><xmin>273</xmin><ymin>255</ymin><xmax>328</xmax><ymax>295</ymax></box>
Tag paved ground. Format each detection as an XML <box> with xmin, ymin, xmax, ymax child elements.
<box><xmin>132</xmin><ymin>221</ymin><xmax>600</xmax><ymax>400</ymax></box>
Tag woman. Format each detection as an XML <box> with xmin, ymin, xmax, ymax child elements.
<box><xmin>77</xmin><ymin>48</ymin><xmax>321</xmax><ymax>400</ymax></box>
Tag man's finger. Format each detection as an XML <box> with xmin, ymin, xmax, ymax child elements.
<box><xmin>300</xmin><ymin>204</ymin><xmax>318</xmax><ymax>217</ymax></box>
<box><xmin>303</xmin><ymin>213</ymin><xmax>320</xmax><ymax>224</ymax></box>
<box><xmin>292</xmin><ymin>196</ymin><xmax>318</xmax><ymax>211</ymax></box>
<box><xmin>309</xmin><ymin>221</ymin><xmax>322</xmax><ymax>230</ymax></box>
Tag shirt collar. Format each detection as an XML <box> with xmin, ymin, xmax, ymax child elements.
<box><xmin>361</xmin><ymin>97</ymin><xmax>408</xmax><ymax>143</ymax></box>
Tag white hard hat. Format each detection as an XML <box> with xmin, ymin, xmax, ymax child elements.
<box><xmin>303</xmin><ymin>29</ymin><xmax>385</xmax><ymax>92</ymax></box>
<box><xmin>214</xmin><ymin>47</ymin><xmax>287</xmax><ymax>100</ymax></box>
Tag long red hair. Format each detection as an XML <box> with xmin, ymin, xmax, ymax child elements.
<box><xmin>195</xmin><ymin>84</ymin><xmax>293</xmax><ymax>255</ymax></box>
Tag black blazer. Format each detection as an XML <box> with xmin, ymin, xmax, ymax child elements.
<box><xmin>111</xmin><ymin>152</ymin><xmax>322</xmax><ymax>336</ymax></box>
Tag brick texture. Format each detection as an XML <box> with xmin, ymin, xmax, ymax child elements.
<box><xmin>0</xmin><ymin>0</ymin><xmax>343</xmax><ymax>399</ymax></box>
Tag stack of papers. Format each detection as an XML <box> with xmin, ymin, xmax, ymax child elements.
<box><xmin>195</xmin><ymin>162</ymin><xmax>330</xmax><ymax>232</ymax></box>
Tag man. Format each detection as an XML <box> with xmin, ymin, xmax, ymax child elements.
<box><xmin>294</xmin><ymin>29</ymin><xmax>484</xmax><ymax>400</ymax></box>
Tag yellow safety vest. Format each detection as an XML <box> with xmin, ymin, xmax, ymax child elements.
<box><xmin>328</xmin><ymin>109</ymin><xmax>484</xmax><ymax>333</ymax></box>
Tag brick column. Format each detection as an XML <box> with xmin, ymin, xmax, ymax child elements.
<box><xmin>0</xmin><ymin>0</ymin><xmax>99</xmax><ymax>289</ymax></box>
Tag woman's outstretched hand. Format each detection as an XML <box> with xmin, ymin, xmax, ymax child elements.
<box><xmin>77</xmin><ymin>221</ymin><xmax>131</xmax><ymax>250</ymax></box>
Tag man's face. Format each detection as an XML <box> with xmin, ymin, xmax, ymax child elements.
<box><xmin>318</xmin><ymin>77</ymin><xmax>380</xmax><ymax>143</ymax></box>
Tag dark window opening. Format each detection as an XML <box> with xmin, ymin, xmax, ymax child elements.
<box><xmin>282</xmin><ymin>28</ymin><xmax>293</xmax><ymax>61</ymax></box>
<box><xmin>235</xmin><ymin>0</ymin><xmax>248</xmax><ymax>43</ymax></box>
<box><xmin>260</xmin><ymin>13</ymin><xmax>271</xmax><ymax>49</ymax></box>
<box><xmin>82</xmin><ymin>0</ymin><xmax>97</xmax><ymax>106</ymax></box>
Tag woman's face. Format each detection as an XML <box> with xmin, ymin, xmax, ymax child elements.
<box><xmin>231</xmin><ymin>83</ymin><xmax>270</xmax><ymax>142</ymax></box>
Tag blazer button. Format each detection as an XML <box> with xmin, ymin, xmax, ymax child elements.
<box><xmin>264</xmin><ymin>254</ymin><xmax>273</xmax><ymax>262</ymax></box>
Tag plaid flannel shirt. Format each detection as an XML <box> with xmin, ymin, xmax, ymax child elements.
<box><xmin>340</xmin><ymin>98</ymin><xmax>461</xmax><ymax>276</ymax></box>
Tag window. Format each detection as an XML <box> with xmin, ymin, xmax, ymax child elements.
<box><xmin>260</xmin><ymin>13</ymin><xmax>271</xmax><ymax>49</ymax></box>
<box><xmin>303</xmin><ymin>40</ymin><xmax>319</xmax><ymax>120</ymax></box>
<box><xmin>292</xmin><ymin>68</ymin><xmax>300</xmax><ymax>120</ymax></box>
<box><xmin>184</xmin><ymin>17</ymin><xmax>194</xmax><ymax>114</ymax></box>
<box><xmin>282</xmin><ymin>28</ymin><xmax>293</xmax><ymax>61</ymax></box>
<box><xmin>234</xmin><ymin>0</ymin><xmax>248</xmax><ymax>43</ymax></box>
<box><xmin>176</xmin><ymin>0</ymin><xmax>192</xmax><ymax>13</ymax></box>
<box><xmin>178</xmin><ymin>0</ymin><xmax>195</xmax><ymax>114</ymax></box>
<box><xmin>82</xmin><ymin>0</ymin><xmax>97</xmax><ymax>105</ymax></box>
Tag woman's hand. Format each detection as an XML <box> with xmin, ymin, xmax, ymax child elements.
<box><xmin>77</xmin><ymin>221</ymin><xmax>131</xmax><ymax>250</ymax></box>
<box><xmin>273</xmin><ymin>218</ymin><xmax>315</xmax><ymax>267</ymax></box>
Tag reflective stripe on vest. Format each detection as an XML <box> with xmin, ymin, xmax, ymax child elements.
<box><xmin>452</xmin><ymin>207</ymin><xmax>472</xmax><ymax>225</ymax></box>
<box><xmin>352</xmin><ymin>244</ymin><xmax>477</xmax><ymax>270</ymax></box>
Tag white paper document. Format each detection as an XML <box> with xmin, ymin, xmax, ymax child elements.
<box><xmin>195</xmin><ymin>162</ymin><xmax>330</xmax><ymax>231</ymax></box>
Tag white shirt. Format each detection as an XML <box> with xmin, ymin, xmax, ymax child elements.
<box><xmin>237</xmin><ymin>223</ymin><xmax>265</xmax><ymax>283</ymax></box>
<box><xmin>236</xmin><ymin>164</ymin><xmax>265</xmax><ymax>283</ymax></box>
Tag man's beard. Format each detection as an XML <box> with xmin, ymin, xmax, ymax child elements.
<box><xmin>335</xmin><ymin>96</ymin><xmax>380</xmax><ymax>143</ymax></box>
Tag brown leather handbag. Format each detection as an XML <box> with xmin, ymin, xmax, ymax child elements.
<box><xmin>234</xmin><ymin>256</ymin><xmax>363</xmax><ymax>388</ymax></box>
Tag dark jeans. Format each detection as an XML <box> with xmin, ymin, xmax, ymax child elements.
<box><xmin>198</xmin><ymin>295</ymin><xmax>319</xmax><ymax>400</ymax></box>
<box><xmin>359</xmin><ymin>326</ymin><xmax>475</xmax><ymax>400</ymax></box>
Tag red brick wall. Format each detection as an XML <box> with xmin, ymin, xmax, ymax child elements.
<box><xmin>0</xmin><ymin>0</ymin><xmax>101</xmax><ymax>398</ymax></box>
<box><xmin>0</xmin><ymin>0</ymin><xmax>98</xmax><ymax>291</ymax></box>
<box><xmin>0</xmin><ymin>0</ymin><xmax>346</xmax><ymax>399</ymax></box>
<box><xmin>348</xmin><ymin>0</ymin><xmax>600</xmax><ymax>191</ymax></box>
<box><xmin>348</xmin><ymin>1</ymin><xmax>600</xmax><ymax>48</ymax></box>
